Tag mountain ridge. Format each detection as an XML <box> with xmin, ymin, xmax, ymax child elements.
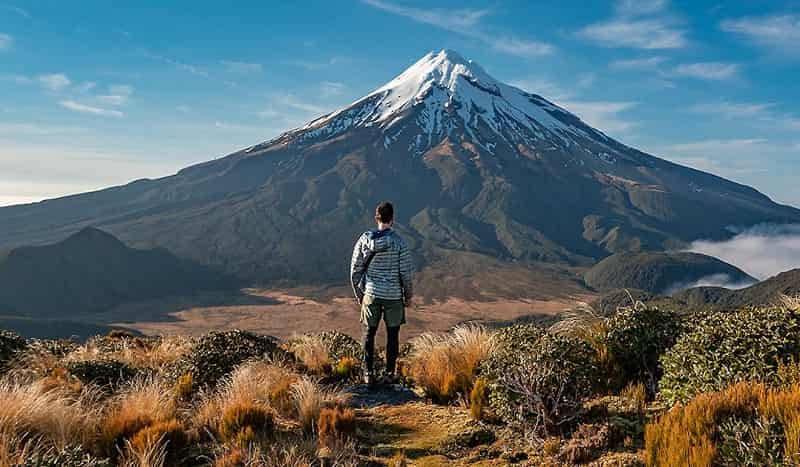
<box><xmin>1</xmin><ymin>49</ymin><xmax>798</xmax><ymax>293</ymax></box>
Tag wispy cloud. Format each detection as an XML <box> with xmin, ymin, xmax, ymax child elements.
<box><xmin>284</xmin><ymin>56</ymin><xmax>355</xmax><ymax>71</ymax></box>
<box><xmin>96</xmin><ymin>84</ymin><xmax>134</xmax><ymax>106</ymax></box>
<box><xmin>361</xmin><ymin>0</ymin><xmax>554</xmax><ymax>57</ymax></box>
<box><xmin>0</xmin><ymin>33</ymin><xmax>13</xmax><ymax>51</ymax></box>
<box><xmin>672</xmin><ymin>62</ymin><xmax>740</xmax><ymax>80</ymax></box>
<box><xmin>690</xmin><ymin>101</ymin><xmax>774</xmax><ymax>119</ymax></box>
<box><xmin>220</xmin><ymin>60</ymin><xmax>263</xmax><ymax>73</ymax></box>
<box><xmin>721</xmin><ymin>14</ymin><xmax>800</xmax><ymax>55</ymax></box>
<box><xmin>578</xmin><ymin>0</ymin><xmax>686</xmax><ymax>49</ymax></box>
<box><xmin>0</xmin><ymin>122</ymin><xmax>86</xmax><ymax>136</ymax></box>
<box><xmin>59</xmin><ymin>100</ymin><xmax>124</xmax><ymax>117</ymax></box>
<box><xmin>273</xmin><ymin>95</ymin><xmax>327</xmax><ymax>115</ymax></box>
<box><xmin>39</xmin><ymin>73</ymin><xmax>72</xmax><ymax>91</ymax></box>
<box><xmin>319</xmin><ymin>81</ymin><xmax>347</xmax><ymax>98</ymax></box>
<box><xmin>508</xmin><ymin>77</ymin><xmax>572</xmax><ymax>101</ymax></box>
<box><xmin>610</xmin><ymin>56</ymin><xmax>667</xmax><ymax>70</ymax></box>
<box><xmin>561</xmin><ymin>100</ymin><xmax>638</xmax><ymax>133</ymax></box>
<box><xmin>144</xmin><ymin>52</ymin><xmax>208</xmax><ymax>77</ymax></box>
<box><xmin>1</xmin><ymin>5</ymin><xmax>30</xmax><ymax>18</ymax></box>
<box><xmin>74</xmin><ymin>81</ymin><xmax>97</xmax><ymax>93</ymax></box>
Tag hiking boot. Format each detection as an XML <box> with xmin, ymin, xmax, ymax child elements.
<box><xmin>363</xmin><ymin>371</ymin><xmax>375</xmax><ymax>386</ymax></box>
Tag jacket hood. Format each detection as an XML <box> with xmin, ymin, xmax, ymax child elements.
<box><xmin>364</xmin><ymin>228</ymin><xmax>394</xmax><ymax>254</ymax></box>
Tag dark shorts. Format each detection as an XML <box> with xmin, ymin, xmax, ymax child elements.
<box><xmin>361</xmin><ymin>295</ymin><xmax>405</xmax><ymax>328</ymax></box>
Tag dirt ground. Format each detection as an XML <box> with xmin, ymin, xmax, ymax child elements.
<box><xmin>104</xmin><ymin>288</ymin><xmax>595</xmax><ymax>340</ymax></box>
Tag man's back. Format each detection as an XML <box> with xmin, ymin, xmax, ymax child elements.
<box><xmin>350</xmin><ymin>228</ymin><xmax>413</xmax><ymax>302</ymax></box>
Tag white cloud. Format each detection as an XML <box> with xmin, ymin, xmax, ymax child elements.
<box><xmin>689</xmin><ymin>224</ymin><xmax>800</xmax><ymax>280</ymax></box>
<box><xmin>59</xmin><ymin>100</ymin><xmax>124</xmax><ymax>117</ymax></box>
<box><xmin>615</xmin><ymin>0</ymin><xmax>667</xmax><ymax>17</ymax></box>
<box><xmin>144</xmin><ymin>52</ymin><xmax>208</xmax><ymax>77</ymax></box>
<box><xmin>610</xmin><ymin>56</ymin><xmax>667</xmax><ymax>70</ymax></box>
<box><xmin>220</xmin><ymin>60</ymin><xmax>263</xmax><ymax>73</ymax></box>
<box><xmin>690</xmin><ymin>101</ymin><xmax>774</xmax><ymax>118</ymax></box>
<box><xmin>97</xmin><ymin>84</ymin><xmax>134</xmax><ymax>106</ymax></box>
<box><xmin>560</xmin><ymin>100</ymin><xmax>638</xmax><ymax>133</ymax></box>
<box><xmin>319</xmin><ymin>81</ymin><xmax>347</xmax><ymax>98</ymax></box>
<box><xmin>579</xmin><ymin>19</ymin><xmax>687</xmax><ymax>49</ymax></box>
<box><xmin>0</xmin><ymin>123</ymin><xmax>86</xmax><ymax>136</ymax></box>
<box><xmin>39</xmin><ymin>73</ymin><xmax>71</xmax><ymax>91</ymax></box>
<box><xmin>272</xmin><ymin>95</ymin><xmax>328</xmax><ymax>115</ymax></box>
<box><xmin>75</xmin><ymin>81</ymin><xmax>97</xmax><ymax>93</ymax></box>
<box><xmin>672</xmin><ymin>62</ymin><xmax>740</xmax><ymax>80</ymax></box>
<box><xmin>1</xmin><ymin>5</ymin><xmax>30</xmax><ymax>19</ymax></box>
<box><xmin>0</xmin><ymin>33</ymin><xmax>12</xmax><ymax>51</ymax></box>
<box><xmin>721</xmin><ymin>14</ymin><xmax>800</xmax><ymax>54</ymax></box>
<box><xmin>361</xmin><ymin>0</ymin><xmax>554</xmax><ymax>57</ymax></box>
<box><xmin>507</xmin><ymin>77</ymin><xmax>571</xmax><ymax>101</ymax></box>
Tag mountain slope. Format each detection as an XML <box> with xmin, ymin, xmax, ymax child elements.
<box><xmin>1</xmin><ymin>50</ymin><xmax>798</xmax><ymax>291</ymax></box>
<box><xmin>674</xmin><ymin>269</ymin><xmax>800</xmax><ymax>309</ymax></box>
<box><xmin>0</xmin><ymin>227</ymin><xmax>237</xmax><ymax>317</ymax></box>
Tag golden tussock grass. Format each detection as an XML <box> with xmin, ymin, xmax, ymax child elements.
<box><xmin>288</xmin><ymin>334</ymin><xmax>331</xmax><ymax>375</ymax></box>
<box><xmin>100</xmin><ymin>377</ymin><xmax>177</xmax><ymax>457</ymax></box>
<box><xmin>218</xmin><ymin>402</ymin><xmax>275</xmax><ymax>443</ymax></box>
<box><xmin>68</xmin><ymin>335</ymin><xmax>193</xmax><ymax>372</ymax></box>
<box><xmin>0</xmin><ymin>379</ymin><xmax>101</xmax><ymax>451</ymax></box>
<box><xmin>644</xmin><ymin>380</ymin><xmax>800</xmax><ymax>466</ymax></box>
<box><xmin>291</xmin><ymin>376</ymin><xmax>350</xmax><ymax>433</ymax></box>
<box><xmin>405</xmin><ymin>323</ymin><xmax>495</xmax><ymax>404</ymax></box>
<box><xmin>129</xmin><ymin>418</ymin><xmax>191</xmax><ymax>466</ymax></box>
<box><xmin>317</xmin><ymin>405</ymin><xmax>357</xmax><ymax>450</ymax></box>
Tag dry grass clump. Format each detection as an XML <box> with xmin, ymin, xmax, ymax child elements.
<box><xmin>317</xmin><ymin>405</ymin><xmax>357</xmax><ymax>450</ymax></box>
<box><xmin>469</xmin><ymin>378</ymin><xmax>489</xmax><ymax>421</ymax></box>
<box><xmin>405</xmin><ymin>323</ymin><xmax>496</xmax><ymax>404</ymax></box>
<box><xmin>196</xmin><ymin>360</ymin><xmax>300</xmax><ymax>432</ymax></box>
<box><xmin>645</xmin><ymin>380</ymin><xmax>800</xmax><ymax>466</ymax></box>
<box><xmin>129</xmin><ymin>418</ymin><xmax>190</xmax><ymax>466</ymax></box>
<box><xmin>218</xmin><ymin>402</ymin><xmax>275</xmax><ymax>443</ymax></box>
<box><xmin>213</xmin><ymin>437</ymin><xmax>335</xmax><ymax>467</ymax></box>
<box><xmin>68</xmin><ymin>335</ymin><xmax>193</xmax><ymax>373</ymax></box>
<box><xmin>0</xmin><ymin>379</ymin><xmax>101</xmax><ymax>451</ymax></box>
<box><xmin>291</xmin><ymin>376</ymin><xmax>350</xmax><ymax>433</ymax></box>
<box><xmin>620</xmin><ymin>382</ymin><xmax>647</xmax><ymax>414</ymax></box>
<box><xmin>289</xmin><ymin>334</ymin><xmax>331</xmax><ymax>375</ymax></box>
<box><xmin>100</xmin><ymin>377</ymin><xmax>178</xmax><ymax>457</ymax></box>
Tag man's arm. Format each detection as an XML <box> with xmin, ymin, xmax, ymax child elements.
<box><xmin>350</xmin><ymin>235</ymin><xmax>366</xmax><ymax>303</ymax></box>
<box><xmin>398</xmin><ymin>240</ymin><xmax>413</xmax><ymax>304</ymax></box>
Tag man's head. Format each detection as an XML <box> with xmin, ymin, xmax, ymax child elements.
<box><xmin>375</xmin><ymin>201</ymin><xmax>394</xmax><ymax>227</ymax></box>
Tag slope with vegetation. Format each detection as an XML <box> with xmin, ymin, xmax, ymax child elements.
<box><xmin>2</xmin><ymin>296</ymin><xmax>800</xmax><ymax>466</ymax></box>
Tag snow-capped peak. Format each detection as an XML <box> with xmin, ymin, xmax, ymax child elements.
<box><xmin>291</xmin><ymin>49</ymin><xmax>611</xmax><ymax>155</ymax></box>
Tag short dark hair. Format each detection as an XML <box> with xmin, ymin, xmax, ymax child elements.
<box><xmin>375</xmin><ymin>201</ymin><xmax>394</xmax><ymax>224</ymax></box>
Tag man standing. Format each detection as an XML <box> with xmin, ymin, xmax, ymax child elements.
<box><xmin>350</xmin><ymin>201</ymin><xmax>413</xmax><ymax>386</ymax></box>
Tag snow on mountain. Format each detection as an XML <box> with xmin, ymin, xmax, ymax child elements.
<box><xmin>273</xmin><ymin>49</ymin><xmax>615</xmax><ymax>156</ymax></box>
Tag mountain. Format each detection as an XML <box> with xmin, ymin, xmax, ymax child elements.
<box><xmin>0</xmin><ymin>227</ymin><xmax>237</xmax><ymax>317</ymax></box>
<box><xmin>584</xmin><ymin>251</ymin><xmax>757</xmax><ymax>294</ymax></box>
<box><xmin>1</xmin><ymin>50</ymin><xmax>798</xmax><ymax>293</ymax></box>
<box><xmin>674</xmin><ymin>269</ymin><xmax>800</xmax><ymax>309</ymax></box>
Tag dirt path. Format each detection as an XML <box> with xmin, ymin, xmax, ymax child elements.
<box><xmin>347</xmin><ymin>385</ymin><xmax>513</xmax><ymax>466</ymax></box>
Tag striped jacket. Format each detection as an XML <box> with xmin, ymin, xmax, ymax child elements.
<box><xmin>350</xmin><ymin>228</ymin><xmax>413</xmax><ymax>302</ymax></box>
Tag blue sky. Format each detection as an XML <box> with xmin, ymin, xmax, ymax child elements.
<box><xmin>1</xmin><ymin>0</ymin><xmax>799</xmax><ymax>207</ymax></box>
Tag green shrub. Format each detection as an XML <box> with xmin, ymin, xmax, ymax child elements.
<box><xmin>173</xmin><ymin>330</ymin><xmax>284</xmax><ymax>388</ymax></box>
<box><xmin>66</xmin><ymin>359</ymin><xmax>138</xmax><ymax>387</ymax></box>
<box><xmin>658</xmin><ymin>305</ymin><xmax>800</xmax><ymax>405</ymax></box>
<box><xmin>483</xmin><ymin>325</ymin><xmax>599</xmax><ymax>434</ymax></box>
<box><xmin>605</xmin><ymin>304</ymin><xmax>682</xmax><ymax>392</ymax></box>
<box><xmin>20</xmin><ymin>445</ymin><xmax>111</xmax><ymax>467</ymax></box>
<box><xmin>314</xmin><ymin>331</ymin><xmax>362</xmax><ymax>361</ymax></box>
<box><xmin>0</xmin><ymin>329</ymin><xmax>27</xmax><ymax>373</ymax></box>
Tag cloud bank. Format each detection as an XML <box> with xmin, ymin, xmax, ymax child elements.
<box><xmin>688</xmin><ymin>224</ymin><xmax>800</xmax><ymax>280</ymax></box>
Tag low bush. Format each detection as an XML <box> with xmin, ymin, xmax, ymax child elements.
<box><xmin>173</xmin><ymin>330</ymin><xmax>283</xmax><ymax>389</ymax></box>
<box><xmin>0</xmin><ymin>330</ymin><xmax>27</xmax><ymax>374</ymax></box>
<box><xmin>606</xmin><ymin>303</ymin><xmax>681</xmax><ymax>393</ymax></box>
<box><xmin>644</xmin><ymin>380</ymin><xmax>800</xmax><ymax>466</ymax></box>
<box><xmin>483</xmin><ymin>325</ymin><xmax>599</xmax><ymax>435</ymax></box>
<box><xmin>658</xmin><ymin>303</ymin><xmax>800</xmax><ymax>405</ymax></box>
<box><xmin>66</xmin><ymin>359</ymin><xmax>138</xmax><ymax>388</ymax></box>
<box><xmin>405</xmin><ymin>323</ymin><xmax>495</xmax><ymax>404</ymax></box>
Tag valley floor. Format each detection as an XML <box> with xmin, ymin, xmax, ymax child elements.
<box><xmin>101</xmin><ymin>288</ymin><xmax>594</xmax><ymax>339</ymax></box>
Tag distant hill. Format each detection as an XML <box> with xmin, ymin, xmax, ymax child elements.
<box><xmin>0</xmin><ymin>227</ymin><xmax>237</xmax><ymax>318</ymax></box>
<box><xmin>674</xmin><ymin>269</ymin><xmax>800</xmax><ymax>309</ymax></box>
<box><xmin>584</xmin><ymin>251</ymin><xmax>756</xmax><ymax>294</ymax></box>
